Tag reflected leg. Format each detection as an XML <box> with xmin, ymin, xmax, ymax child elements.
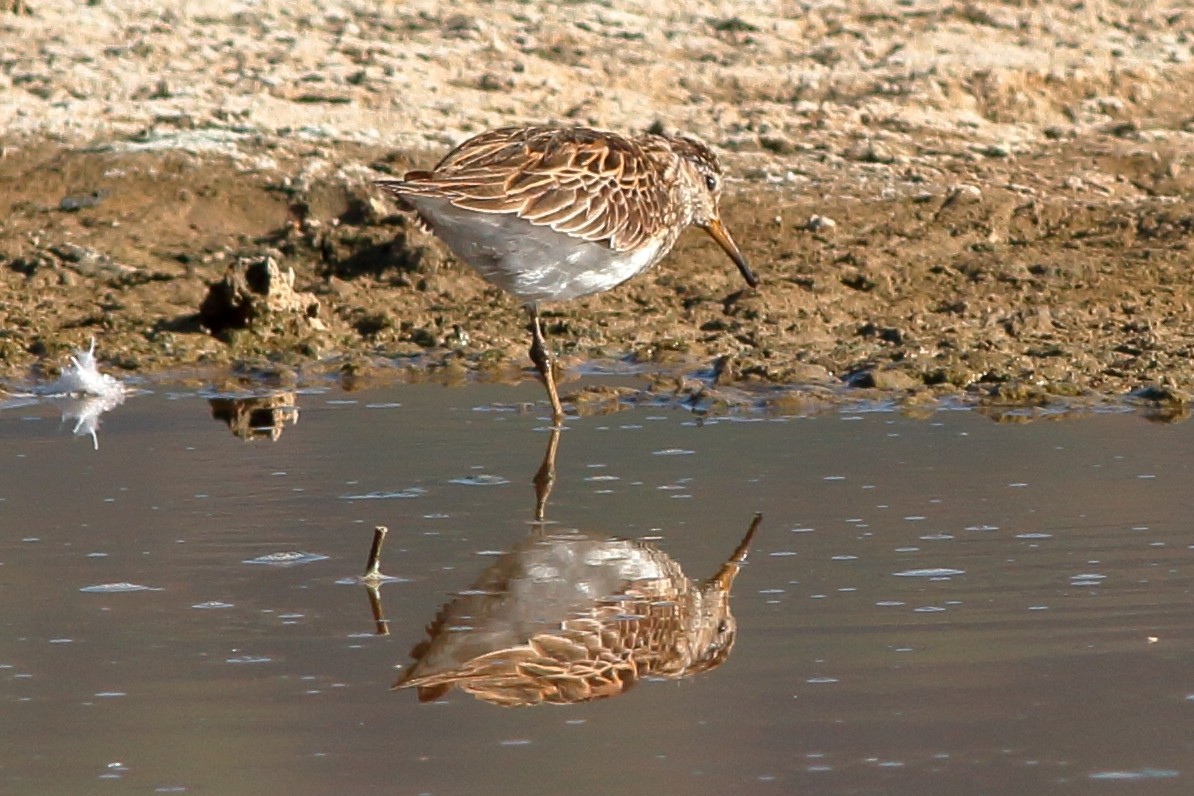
<box><xmin>532</xmin><ymin>425</ymin><xmax>561</xmax><ymax>523</ymax></box>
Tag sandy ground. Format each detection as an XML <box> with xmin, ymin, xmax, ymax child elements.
<box><xmin>2</xmin><ymin>0</ymin><xmax>1193</xmax><ymax>415</ymax></box>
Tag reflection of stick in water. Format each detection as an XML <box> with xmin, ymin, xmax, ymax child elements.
<box><xmin>394</xmin><ymin>513</ymin><xmax>763</xmax><ymax>706</ymax></box>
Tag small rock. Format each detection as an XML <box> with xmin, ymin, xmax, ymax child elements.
<box><xmin>48</xmin><ymin>243</ymin><xmax>137</xmax><ymax>279</ymax></box>
<box><xmin>846</xmin><ymin>139</ymin><xmax>896</xmax><ymax>164</ymax></box>
<box><xmin>942</xmin><ymin>183</ymin><xmax>983</xmax><ymax>208</ymax></box>
<box><xmin>199</xmin><ymin>256</ymin><xmax>321</xmax><ymax>335</ymax></box>
<box><xmin>59</xmin><ymin>190</ymin><xmax>110</xmax><ymax>212</ymax></box>
<box><xmin>848</xmin><ymin>368</ymin><xmax>919</xmax><ymax>390</ymax></box>
<box><xmin>710</xmin><ymin>16</ymin><xmax>760</xmax><ymax>34</ymax></box>
<box><xmin>443</xmin><ymin>13</ymin><xmax>481</xmax><ymax>39</ymax></box>
<box><xmin>477</xmin><ymin>72</ymin><xmax>514</xmax><ymax>92</ymax></box>
<box><xmin>1130</xmin><ymin>384</ymin><xmax>1190</xmax><ymax>406</ymax></box>
<box><xmin>293</xmin><ymin>90</ymin><xmax>353</xmax><ymax>104</ymax></box>
<box><xmin>1096</xmin><ymin>95</ymin><xmax>1126</xmax><ymax>114</ymax></box>
<box><xmin>805</xmin><ymin>214</ymin><xmax>836</xmax><ymax>232</ymax></box>
<box><xmin>759</xmin><ymin>133</ymin><xmax>796</xmax><ymax>155</ymax></box>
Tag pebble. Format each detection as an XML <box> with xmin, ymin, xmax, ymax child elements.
<box><xmin>806</xmin><ymin>214</ymin><xmax>837</xmax><ymax>232</ymax></box>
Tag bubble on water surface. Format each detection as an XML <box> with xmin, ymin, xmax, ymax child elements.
<box><xmin>79</xmin><ymin>582</ymin><xmax>162</xmax><ymax>593</ymax></box>
<box><xmin>242</xmin><ymin>552</ymin><xmax>329</xmax><ymax>566</ymax></box>
<box><xmin>340</xmin><ymin>488</ymin><xmax>425</xmax><ymax>500</ymax></box>
<box><xmin>1089</xmin><ymin>769</ymin><xmax>1178</xmax><ymax>780</ymax></box>
<box><xmin>448</xmin><ymin>475</ymin><xmax>509</xmax><ymax>486</ymax></box>
<box><xmin>470</xmin><ymin>403</ymin><xmax>520</xmax><ymax>413</ymax></box>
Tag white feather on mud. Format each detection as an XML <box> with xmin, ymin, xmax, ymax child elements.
<box><xmin>43</xmin><ymin>338</ymin><xmax>126</xmax><ymax>400</ymax></box>
<box><xmin>3</xmin><ymin>338</ymin><xmax>128</xmax><ymax>449</ymax></box>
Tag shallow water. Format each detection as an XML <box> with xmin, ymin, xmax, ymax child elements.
<box><xmin>2</xmin><ymin>381</ymin><xmax>1193</xmax><ymax>795</ymax></box>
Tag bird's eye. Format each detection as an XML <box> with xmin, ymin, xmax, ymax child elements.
<box><xmin>717</xmin><ymin>619</ymin><xmax>729</xmax><ymax>634</ymax></box>
<box><xmin>704</xmin><ymin>174</ymin><xmax>718</xmax><ymax>192</ymax></box>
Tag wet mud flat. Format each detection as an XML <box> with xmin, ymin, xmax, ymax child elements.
<box><xmin>1</xmin><ymin>1</ymin><xmax>1193</xmax><ymax>414</ymax></box>
<box><xmin>3</xmin><ymin>133</ymin><xmax>1192</xmax><ymax>417</ymax></box>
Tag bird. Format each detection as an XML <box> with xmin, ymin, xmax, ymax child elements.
<box><xmin>375</xmin><ymin>125</ymin><xmax>758</xmax><ymax>424</ymax></box>
<box><xmin>393</xmin><ymin>514</ymin><xmax>761</xmax><ymax>706</ymax></box>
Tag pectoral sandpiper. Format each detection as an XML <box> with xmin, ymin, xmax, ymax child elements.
<box><xmin>394</xmin><ymin>514</ymin><xmax>761</xmax><ymax>706</ymax></box>
<box><xmin>376</xmin><ymin>125</ymin><xmax>757</xmax><ymax>424</ymax></box>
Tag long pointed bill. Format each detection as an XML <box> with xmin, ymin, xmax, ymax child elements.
<box><xmin>703</xmin><ymin>218</ymin><xmax>759</xmax><ymax>288</ymax></box>
<box><xmin>709</xmin><ymin>513</ymin><xmax>762</xmax><ymax>590</ymax></box>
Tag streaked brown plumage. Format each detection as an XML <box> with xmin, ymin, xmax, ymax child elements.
<box><xmin>393</xmin><ymin>514</ymin><xmax>760</xmax><ymax>707</ymax></box>
<box><xmin>376</xmin><ymin>125</ymin><xmax>757</xmax><ymax>424</ymax></box>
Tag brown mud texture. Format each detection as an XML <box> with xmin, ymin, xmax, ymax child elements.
<box><xmin>1</xmin><ymin>1</ymin><xmax>1192</xmax><ymax>415</ymax></box>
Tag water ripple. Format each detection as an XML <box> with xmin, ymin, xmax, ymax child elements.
<box><xmin>893</xmin><ymin>568</ymin><xmax>965</xmax><ymax>578</ymax></box>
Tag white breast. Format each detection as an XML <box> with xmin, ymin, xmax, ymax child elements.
<box><xmin>525</xmin><ymin>238</ymin><xmax>665</xmax><ymax>302</ymax></box>
<box><xmin>407</xmin><ymin>196</ymin><xmax>671</xmax><ymax>303</ymax></box>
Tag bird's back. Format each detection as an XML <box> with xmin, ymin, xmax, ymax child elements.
<box><xmin>377</xmin><ymin>126</ymin><xmax>691</xmax><ymax>303</ymax></box>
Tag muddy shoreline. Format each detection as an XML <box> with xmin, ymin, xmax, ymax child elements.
<box><xmin>2</xmin><ymin>2</ymin><xmax>1193</xmax><ymax>416</ymax></box>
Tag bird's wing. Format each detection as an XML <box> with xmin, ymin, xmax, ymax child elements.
<box><xmin>376</xmin><ymin>127</ymin><xmax>677</xmax><ymax>253</ymax></box>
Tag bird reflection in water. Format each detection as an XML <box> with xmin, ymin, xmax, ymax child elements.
<box><xmin>388</xmin><ymin>426</ymin><xmax>761</xmax><ymax>706</ymax></box>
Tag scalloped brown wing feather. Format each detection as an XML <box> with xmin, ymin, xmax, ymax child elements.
<box><xmin>380</xmin><ymin>127</ymin><xmax>679</xmax><ymax>254</ymax></box>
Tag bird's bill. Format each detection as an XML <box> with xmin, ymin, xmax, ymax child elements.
<box><xmin>709</xmin><ymin>513</ymin><xmax>762</xmax><ymax>590</ymax></box>
<box><xmin>703</xmin><ymin>218</ymin><xmax>759</xmax><ymax>288</ymax></box>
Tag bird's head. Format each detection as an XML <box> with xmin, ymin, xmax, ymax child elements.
<box><xmin>668</xmin><ymin>133</ymin><xmax>758</xmax><ymax>289</ymax></box>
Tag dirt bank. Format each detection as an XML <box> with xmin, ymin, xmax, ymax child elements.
<box><xmin>2</xmin><ymin>1</ymin><xmax>1193</xmax><ymax>415</ymax></box>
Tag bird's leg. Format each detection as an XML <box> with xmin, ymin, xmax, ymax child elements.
<box><xmin>532</xmin><ymin>425</ymin><xmax>561</xmax><ymax>523</ymax></box>
<box><xmin>526</xmin><ymin>303</ymin><xmax>565</xmax><ymax>426</ymax></box>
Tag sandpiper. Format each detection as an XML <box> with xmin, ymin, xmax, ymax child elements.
<box><xmin>376</xmin><ymin>125</ymin><xmax>758</xmax><ymax>424</ymax></box>
<box><xmin>394</xmin><ymin>514</ymin><xmax>761</xmax><ymax>706</ymax></box>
